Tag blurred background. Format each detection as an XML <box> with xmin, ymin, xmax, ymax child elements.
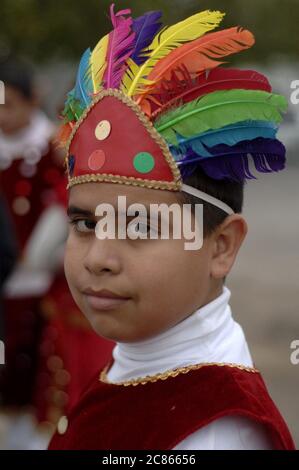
<box><xmin>0</xmin><ymin>0</ymin><xmax>298</xmax><ymax>449</ymax></box>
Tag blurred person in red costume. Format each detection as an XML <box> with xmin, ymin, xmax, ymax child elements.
<box><xmin>0</xmin><ymin>192</ymin><xmax>18</xmax><ymax>346</ymax></box>
<box><xmin>0</xmin><ymin>56</ymin><xmax>113</xmax><ymax>449</ymax></box>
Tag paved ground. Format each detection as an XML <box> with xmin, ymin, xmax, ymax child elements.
<box><xmin>227</xmin><ymin>165</ymin><xmax>299</xmax><ymax>446</ymax></box>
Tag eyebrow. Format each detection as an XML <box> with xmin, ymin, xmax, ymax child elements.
<box><xmin>66</xmin><ymin>204</ymin><xmax>171</xmax><ymax>223</ymax></box>
<box><xmin>67</xmin><ymin>205</ymin><xmax>94</xmax><ymax>218</ymax></box>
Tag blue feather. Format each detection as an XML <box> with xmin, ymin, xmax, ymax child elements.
<box><xmin>131</xmin><ymin>11</ymin><xmax>163</xmax><ymax>65</ymax></box>
<box><xmin>170</xmin><ymin>120</ymin><xmax>278</xmax><ymax>158</ymax></box>
<box><xmin>74</xmin><ymin>48</ymin><xmax>93</xmax><ymax>107</ymax></box>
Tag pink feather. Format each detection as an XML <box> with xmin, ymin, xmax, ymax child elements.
<box><xmin>103</xmin><ymin>5</ymin><xmax>136</xmax><ymax>89</ymax></box>
<box><xmin>110</xmin><ymin>3</ymin><xmax>132</xmax><ymax>28</ymax></box>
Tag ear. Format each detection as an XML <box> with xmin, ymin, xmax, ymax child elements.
<box><xmin>210</xmin><ymin>214</ymin><xmax>248</xmax><ymax>280</ymax></box>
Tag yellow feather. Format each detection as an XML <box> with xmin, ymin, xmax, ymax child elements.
<box><xmin>121</xmin><ymin>10</ymin><xmax>225</xmax><ymax>97</ymax></box>
<box><xmin>90</xmin><ymin>33</ymin><xmax>109</xmax><ymax>92</ymax></box>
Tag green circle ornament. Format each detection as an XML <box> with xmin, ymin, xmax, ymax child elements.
<box><xmin>133</xmin><ymin>152</ymin><xmax>155</xmax><ymax>174</ymax></box>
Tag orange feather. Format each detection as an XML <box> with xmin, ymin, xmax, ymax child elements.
<box><xmin>136</xmin><ymin>27</ymin><xmax>255</xmax><ymax>106</ymax></box>
<box><xmin>56</xmin><ymin>122</ymin><xmax>73</xmax><ymax>147</ymax></box>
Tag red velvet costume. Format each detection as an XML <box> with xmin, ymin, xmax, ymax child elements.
<box><xmin>49</xmin><ymin>363</ymin><xmax>295</xmax><ymax>450</ymax></box>
<box><xmin>0</xmin><ymin>142</ymin><xmax>64</xmax><ymax>407</ymax></box>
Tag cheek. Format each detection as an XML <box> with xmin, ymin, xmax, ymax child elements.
<box><xmin>64</xmin><ymin>235</ymin><xmax>82</xmax><ymax>290</ymax></box>
<box><xmin>138</xmin><ymin>242</ymin><xmax>208</xmax><ymax>315</ymax></box>
<box><xmin>64</xmin><ymin>245</ymin><xmax>88</xmax><ymax>323</ymax></box>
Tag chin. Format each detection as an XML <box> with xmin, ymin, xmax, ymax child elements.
<box><xmin>86</xmin><ymin>314</ymin><xmax>123</xmax><ymax>342</ymax></box>
<box><xmin>91</xmin><ymin>320</ymin><xmax>143</xmax><ymax>343</ymax></box>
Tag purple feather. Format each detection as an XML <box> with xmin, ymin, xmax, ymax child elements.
<box><xmin>176</xmin><ymin>138</ymin><xmax>286</xmax><ymax>182</ymax></box>
<box><xmin>131</xmin><ymin>11</ymin><xmax>163</xmax><ymax>65</ymax></box>
<box><xmin>103</xmin><ymin>6</ymin><xmax>136</xmax><ymax>89</ymax></box>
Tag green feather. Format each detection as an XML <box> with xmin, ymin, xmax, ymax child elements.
<box><xmin>154</xmin><ymin>89</ymin><xmax>288</xmax><ymax>146</ymax></box>
<box><xmin>62</xmin><ymin>91</ymin><xmax>84</xmax><ymax>122</ymax></box>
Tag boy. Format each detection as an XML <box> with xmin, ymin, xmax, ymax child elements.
<box><xmin>49</xmin><ymin>5</ymin><xmax>295</xmax><ymax>449</ymax></box>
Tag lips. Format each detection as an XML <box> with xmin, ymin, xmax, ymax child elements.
<box><xmin>82</xmin><ymin>288</ymin><xmax>131</xmax><ymax>311</ymax></box>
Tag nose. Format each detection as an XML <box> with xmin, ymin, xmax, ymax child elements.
<box><xmin>83</xmin><ymin>237</ymin><xmax>122</xmax><ymax>276</ymax></box>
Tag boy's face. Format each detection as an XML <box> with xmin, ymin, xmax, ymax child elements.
<box><xmin>0</xmin><ymin>85</ymin><xmax>34</xmax><ymax>135</ymax></box>
<box><xmin>65</xmin><ymin>182</ymin><xmax>221</xmax><ymax>343</ymax></box>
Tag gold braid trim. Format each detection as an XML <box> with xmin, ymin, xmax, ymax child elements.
<box><xmin>67</xmin><ymin>173</ymin><xmax>180</xmax><ymax>191</ymax></box>
<box><xmin>99</xmin><ymin>362</ymin><xmax>259</xmax><ymax>387</ymax></box>
<box><xmin>65</xmin><ymin>89</ymin><xmax>182</xmax><ymax>191</ymax></box>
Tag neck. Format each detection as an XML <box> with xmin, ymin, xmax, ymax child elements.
<box><xmin>107</xmin><ymin>286</ymin><xmax>253</xmax><ymax>382</ymax></box>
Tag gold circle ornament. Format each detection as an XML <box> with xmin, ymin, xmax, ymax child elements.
<box><xmin>57</xmin><ymin>415</ymin><xmax>68</xmax><ymax>435</ymax></box>
<box><xmin>95</xmin><ymin>119</ymin><xmax>111</xmax><ymax>141</ymax></box>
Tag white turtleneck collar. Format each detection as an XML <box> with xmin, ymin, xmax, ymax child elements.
<box><xmin>107</xmin><ymin>286</ymin><xmax>253</xmax><ymax>383</ymax></box>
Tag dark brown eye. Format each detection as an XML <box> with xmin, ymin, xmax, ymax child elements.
<box><xmin>71</xmin><ymin>219</ymin><xmax>96</xmax><ymax>233</ymax></box>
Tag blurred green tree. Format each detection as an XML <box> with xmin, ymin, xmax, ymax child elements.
<box><xmin>0</xmin><ymin>0</ymin><xmax>298</xmax><ymax>63</ymax></box>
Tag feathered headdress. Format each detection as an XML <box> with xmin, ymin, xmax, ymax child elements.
<box><xmin>58</xmin><ymin>4</ymin><xmax>287</xmax><ymax>214</ymax></box>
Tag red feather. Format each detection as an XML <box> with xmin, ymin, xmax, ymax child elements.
<box><xmin>141</xmin><ymin>67</ymin><xmax>272</xmax><ymax>119</ymax></box>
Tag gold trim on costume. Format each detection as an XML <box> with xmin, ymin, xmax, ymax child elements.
<box><xmin>99</xmin><ymin>362</ymin><xmax>259</xmax><ymax>387</ymax></box>
<box><xmin>65</xmin><ymin>88</ymin><xmax>182</xmax><ymax>191</ymax></box>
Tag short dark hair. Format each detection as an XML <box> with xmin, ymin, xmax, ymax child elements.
<box><xmin>0</xmin><ymin>55</ymin><xmax>34</xmax><ymax>100</ymax></box>
<box><xmin>179</xmin><ymin>166</ymin><xmax>245</xmax><ymax>238</ymax></box>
